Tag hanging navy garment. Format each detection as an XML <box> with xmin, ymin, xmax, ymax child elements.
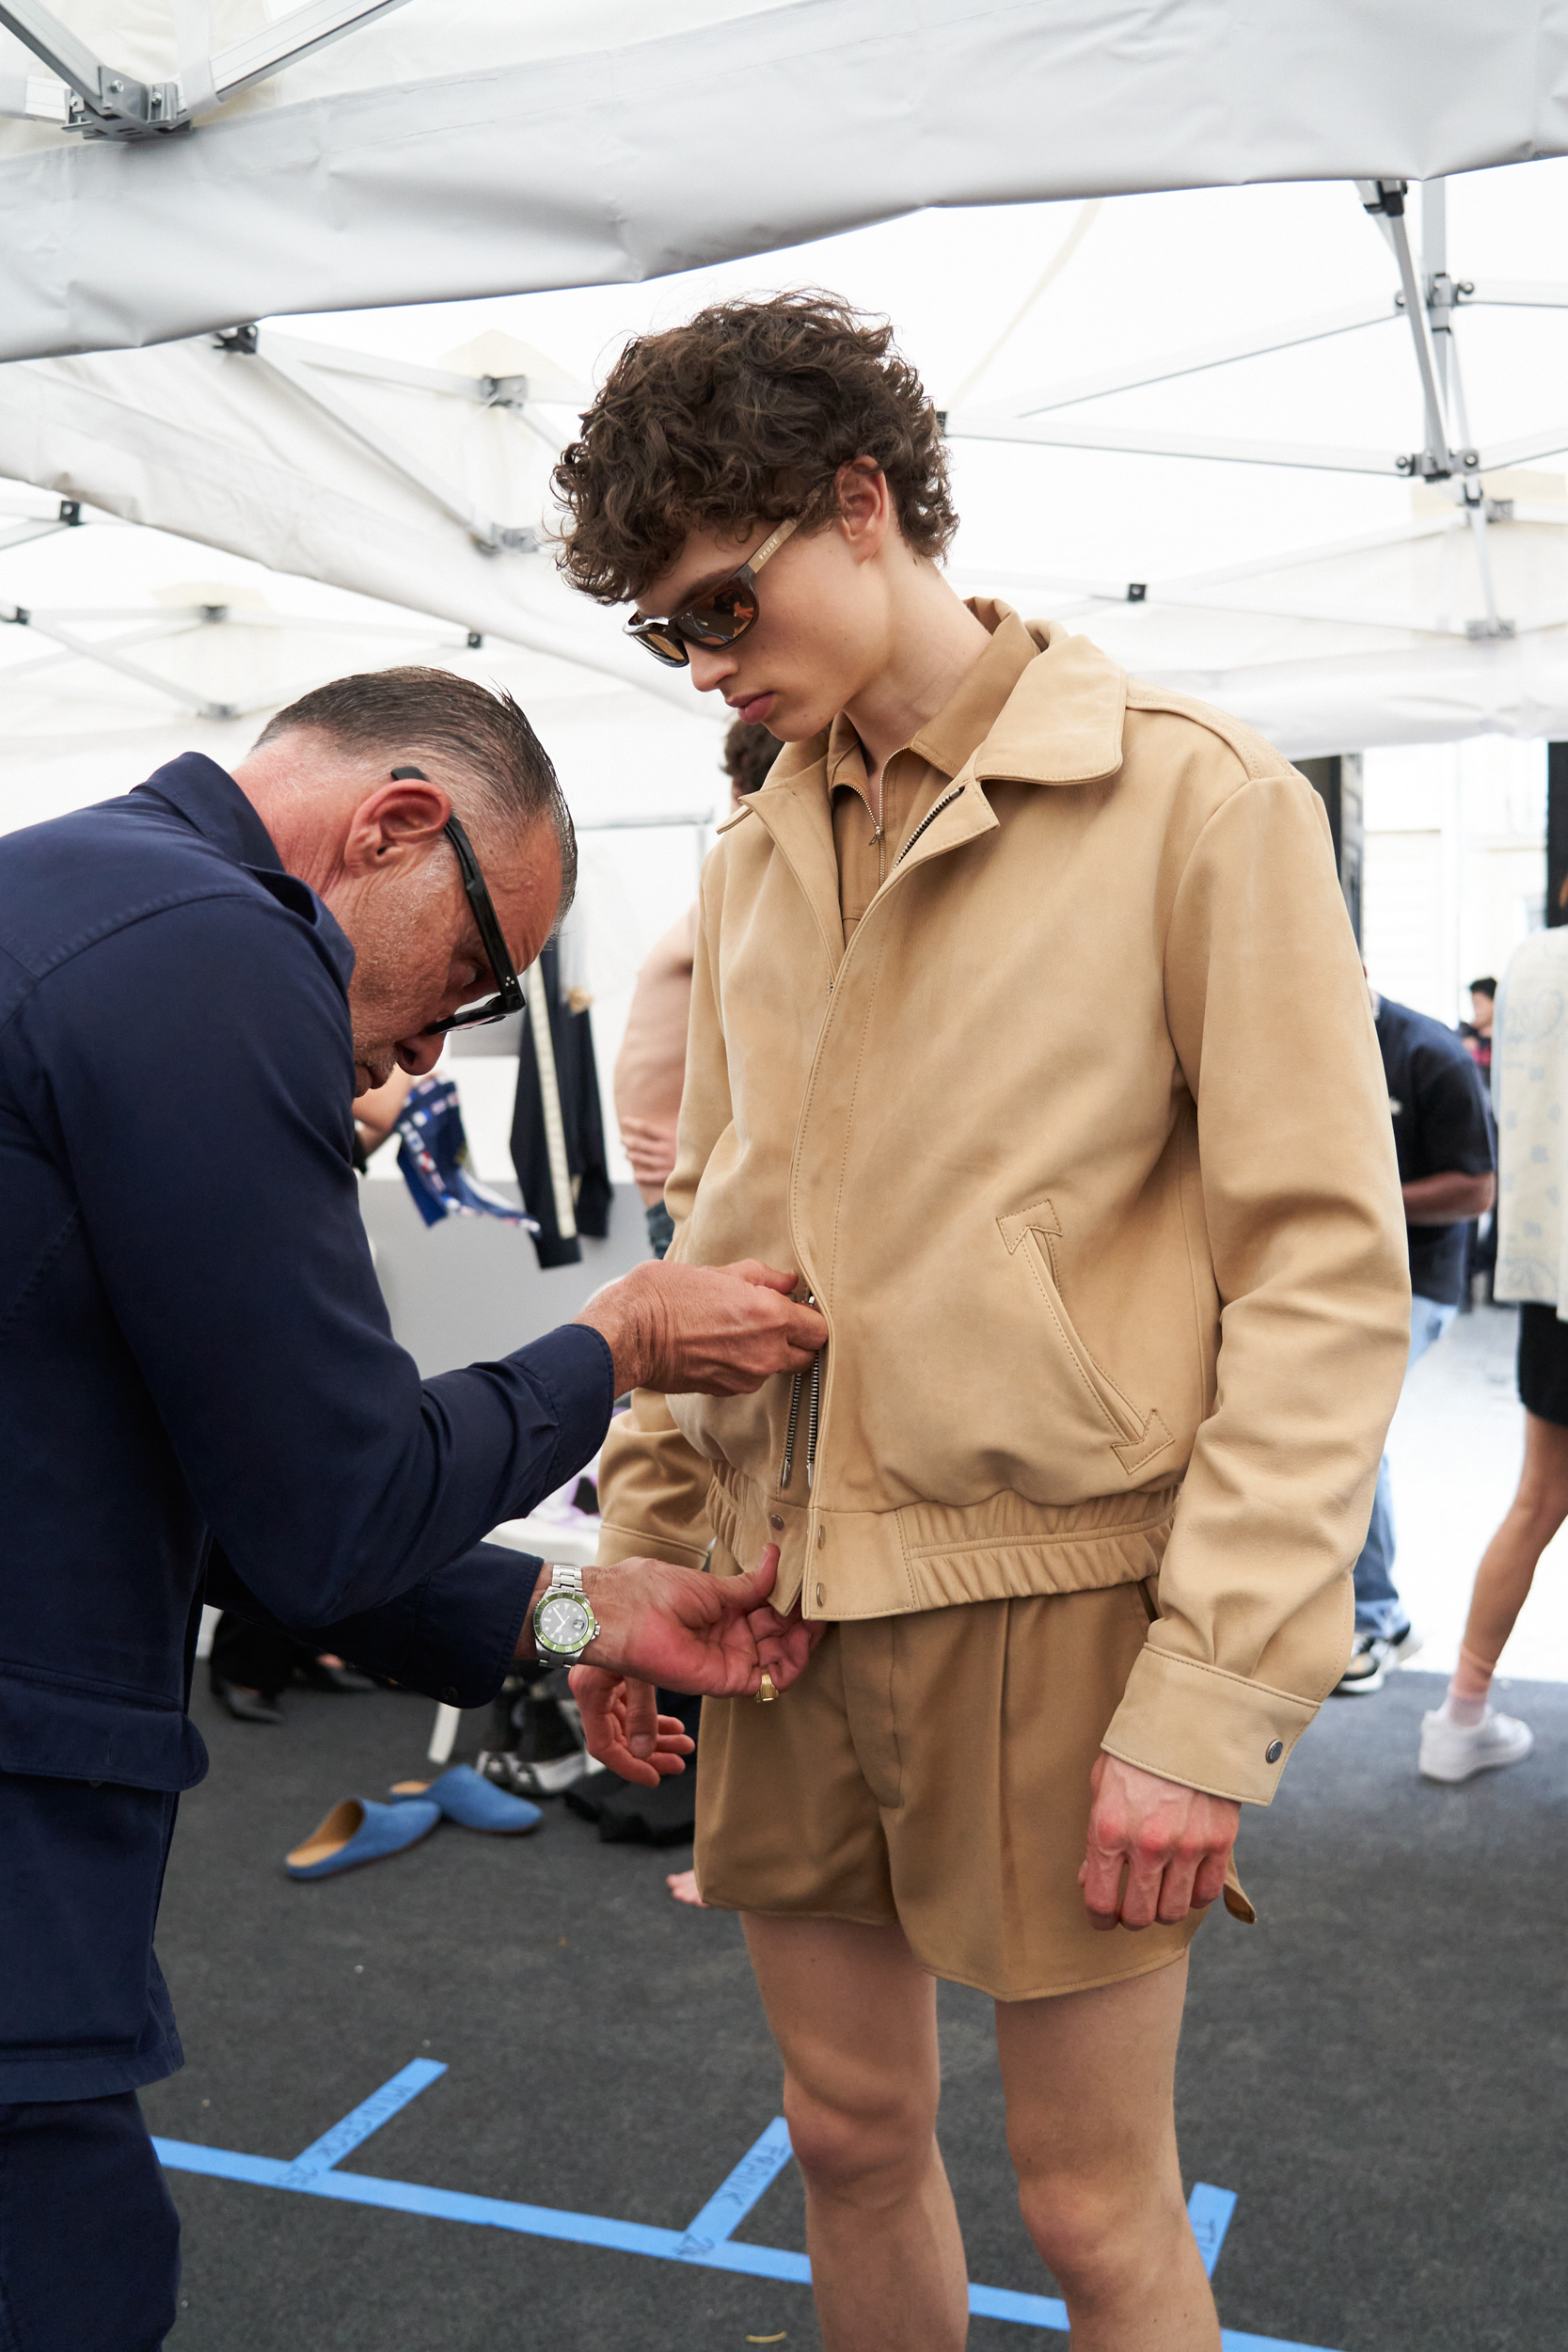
<box><xmin>510</xmin><ymin>939</ymin><xmax>614</xmax><ymax>1269</ymax></box>
<box><xmin>396</xmin><ymin>1073</ymin><xmax>538</xmax><ymax>1230</ymax></box>
<box><xmin>0</xmin><ymin>753</ymin><xmax>616</xmax><ymax>2100</ymax></box>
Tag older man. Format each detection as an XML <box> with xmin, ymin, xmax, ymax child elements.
<box><xmin>0</xmin><ymin>665</ymin><xmax>825</xmax><ymax>2347</ymax></box>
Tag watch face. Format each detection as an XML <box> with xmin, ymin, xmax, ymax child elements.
<box><xmin>539</xmin><ymin>1595</ymin><xmax>593</xmax><ymax>1652</ymax></box>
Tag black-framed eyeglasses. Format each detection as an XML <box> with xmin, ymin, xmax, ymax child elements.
<box><xmin>624</xmin><ymin>516</ymin><xmax>799</xmax><ymax>668</ymax></box>
<box><xmin>390</xmin><ymin>768</ymin><xmax>526</xmax><ymax>1035</ymax></box>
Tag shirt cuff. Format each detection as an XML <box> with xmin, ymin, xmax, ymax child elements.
<box><xmin>1100</xmin><ymin>1645</ymin><xmax>1320</xmax><ymax>1805</ymax></box>
<box><xmin>512</xmin><ymin>1323</ymin><xmax>617</xmax><ymax>1500</ymax></box>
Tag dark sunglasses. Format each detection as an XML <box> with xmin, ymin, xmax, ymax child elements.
<box><xmin>388</xmin><ymin>768</ymin><xmax>526</xmax><ymax>1035</ymax></box>
<box><xmin>625</xmin><ymin>516</ymin><xmax>799</xmax><ymax>668</ymax></box>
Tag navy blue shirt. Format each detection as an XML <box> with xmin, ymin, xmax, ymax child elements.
<box><xmin>0</xmin><ymin>755</ymin><xmax>615</xmax><ymax>2098</ymax></box>
<box><xmin>1375</xmin><ymin>994</ymin><xmax>1496</xmax><ymax>1307</ymax></box>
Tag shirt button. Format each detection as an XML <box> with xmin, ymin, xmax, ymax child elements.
<box><xmin>442</xmin><ymin>1686</ymin><xmax>460</xmax><ymax>1704</ymax></box>
<box><xmin>768</xmin><ymin>1515</ymin><xmax>784</xmax><ymax>1532</ymax></box>
<box><xmin>816</xmin><ymin>1582</ymin><xmax>825</xmax><ymax>1606</ymax></box>
<box><xmin>1265</xmin><ymin>1739</ymin><xmax>1284</xmax><ymax>1763</ymax></box>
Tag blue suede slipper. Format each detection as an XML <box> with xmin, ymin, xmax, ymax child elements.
<box><xmin>388</xmin><ymin>1764</ymin><xmax>543</xmax><ymax>1834</ymax></box>
<box><xmin>286</xmin><ymin>1796</ymin><xmax>441</xmax><ymax>1879</ymax></box>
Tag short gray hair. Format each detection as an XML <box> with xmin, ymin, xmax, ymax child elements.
<box><xmin>253</xmin><ymin>665</ymin><xmax>577</xmax><ymax>913</ymax></box>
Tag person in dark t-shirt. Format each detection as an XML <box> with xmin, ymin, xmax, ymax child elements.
<box><xmin>1338</xmin><ymin>990</ymin><xmax>1496</xmax><ymax>1692</ymax></box>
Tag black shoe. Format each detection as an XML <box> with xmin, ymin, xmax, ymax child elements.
<box><xmin>212</xmin><ymin>1678</ymin><xmax>285</xmax><ymax>1724</ymax></box>
<box><xmin>293</xmin><ymin>1657</ymin><xmax>378</xmax><ymax>1694</ymax></box>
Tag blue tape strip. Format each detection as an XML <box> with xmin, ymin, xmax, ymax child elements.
<box><xmin>675</xmin><ymin>2116</ymin><xmax>794</xmax><ymax>2258</ymax></box>
<box><xmin>279</xmin><ymin>2058</ymin><xmax>447</xmax><ymax>2186</ymax></box>
<box><xmin>1189</xmin><ymin>2181</ymin><xmax>1239</xmax><ymax>2279</ymax></box>
<box><xmin>152</xmin><ymin>2069</ymin><xmax>1338</xmax><ymax>2351</ymax></box>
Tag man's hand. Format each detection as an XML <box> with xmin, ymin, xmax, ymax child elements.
<box><xmin>1078</xmin><ymin>1753</ymin><xmax>1240</xmax><ymax>1932</ymax></box>
<box><xmin>564</xmin><ymin>1545</ymin><xmax>825</xmax><ymax>1787</ymax></box>
<box><xmin>575</xmin><ymin>1260</ymin><xmax>827</xmax><ymax>1396</ymax></box>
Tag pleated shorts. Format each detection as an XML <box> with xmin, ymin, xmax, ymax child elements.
<box><xmin>694</xmin><ymin>1579</ymin><xmax>1244</xmax><ymax>2002</ymax></box>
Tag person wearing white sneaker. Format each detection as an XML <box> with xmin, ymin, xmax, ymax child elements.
<box><xmin>1418</xmin><ymin>920</ymin><xmax>1568</xmax><ymax>1781</ymax></box>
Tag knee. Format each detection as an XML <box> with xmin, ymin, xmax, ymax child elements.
<box><xmin>1508</xmin><ymin>1480</ymin><xmax>1568</xmax><ymax>1546</ymax></box>
<box><xmin>1016</xmin><ymin>2167</ymin><xmax>1177</xmax><ymax>2296</ymax></box>
<box><xmin>783</xmin><ymin>2075</ymin><xmax>937</xmax><ymax>2208</ymax></box>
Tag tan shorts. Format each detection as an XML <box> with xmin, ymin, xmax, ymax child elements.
<box><xmin>695</xmin><ymin>1579</ymin><xmax>1245</xmax><ymax>2003</ymax></box>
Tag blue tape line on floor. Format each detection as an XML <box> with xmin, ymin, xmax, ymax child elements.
<box><xmin>152</xmin><ymin>2060</ymin><xmax>1337</xmax><ymax>2349</ymax></box>
<box><xmin>1188</xmin><ymin>2181</ymin><xmax>1239</xmax><ymax>2278</ymax></box>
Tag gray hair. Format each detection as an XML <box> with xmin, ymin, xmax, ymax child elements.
<box><xmin>253</xmin><ymin>664</ymin><xmax>577</xmax><ymax>914</ymax></box>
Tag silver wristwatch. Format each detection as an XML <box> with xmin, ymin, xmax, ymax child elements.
<box><xmin>531</xmin><ymin>1565</ymin><xmax>600</xmax><ymax>1667</ymax></box>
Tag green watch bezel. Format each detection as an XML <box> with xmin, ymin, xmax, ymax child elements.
<box><xmin>532</xmin><ymin>1583</ymin><xmax>600</xmax><ymax>1662</ymax></box>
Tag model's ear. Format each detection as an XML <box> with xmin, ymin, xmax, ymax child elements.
<box><xmin>835</xmin><ymin>457</ymin><xmax>892</xmax><ymax>560</ymax></box>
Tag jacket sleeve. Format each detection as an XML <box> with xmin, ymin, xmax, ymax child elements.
<box><xmin>1100</xmin><ymin>771</ymin><xmax>1411</xmax><ymax>1804</ymax></box>
<box><xmin>206</xmin><ymin>1540</ymin><xmax>544</xmax><ymax>1708</ymax></box>
<box><xmin>594</xmin><ymin>871</ymin><xmax>731</xmax><ymax>1571</ymax></box>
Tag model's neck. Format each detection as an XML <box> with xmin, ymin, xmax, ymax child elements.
<box><xmin>842</xmin><ymin>569</ymin><xmax>992</xmax><ymax>808</ymax></box>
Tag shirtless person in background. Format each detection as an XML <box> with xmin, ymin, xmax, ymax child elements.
<box><xmin>614</xmin><ymin>719</ymin><xmax>780</xmax><ymax>1258</ymax></box>
<box><xmin>614</xmin><ymin>719</ymin><xmax>778</xmax><ymax>1907</ymax></box>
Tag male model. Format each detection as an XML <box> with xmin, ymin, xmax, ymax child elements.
<box><xmin>555</xmin><ymin>294</ymin><xmax>1410</xmax><ymax>2351</ymax></box>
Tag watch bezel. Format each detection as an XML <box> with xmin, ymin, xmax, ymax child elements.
<box><xmin>532</xmin><ymin>1579</ymin><xmax>600</xmax><ymax>1661</ymax></box>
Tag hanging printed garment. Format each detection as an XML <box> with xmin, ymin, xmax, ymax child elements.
<box><xmin>394</xmin><ymin>1074</ymin><xmax>538</xmax><ymax>1232</ymax></box>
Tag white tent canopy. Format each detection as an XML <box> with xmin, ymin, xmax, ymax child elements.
<box><xmin>2</xmin><ymin>0</ymin><xmax>1568</xmax><ymax>360</ymax></box>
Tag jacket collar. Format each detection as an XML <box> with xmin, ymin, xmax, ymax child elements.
<box><xmin>133</xmin><ymin>751</ymin><xmax>355</xmax><ymax>987</ymax></box>
<box><xmin>723</xmin><ymin>606</ymin><xmax>1131</xmax><ymax>965</ymax></box>
<box><xmin>133</xmin><ymin>752</ymin><xmax>285</xmax><ymax>871</ymax></box>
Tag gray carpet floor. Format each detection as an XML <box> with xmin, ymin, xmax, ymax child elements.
<box><xmin>142</xmin><ymin>1665</ymin><xmax>1568</xmax><ymax>2352</ymax></box>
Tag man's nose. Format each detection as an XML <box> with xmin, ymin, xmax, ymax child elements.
<box><xmin>396</xmin><ymin>1034</ymin><xmax>445</xmax><ymax>1077</ymax></box>
<box><xmin>688</xmin><ymin>646</ymin><xmax>735</xmax><ymax>696</ymax></box>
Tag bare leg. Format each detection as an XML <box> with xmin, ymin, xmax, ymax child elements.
<box><xmin>742</xmin><ymin>1915</ymin><xmax>968</xmax><ymax>2352</ymax></box>
<box><xmin>1456</xmin><ymin>1412</ymin><xmax>1568</xmax><ymax>1690</ymax></box>
<box><xmin>997</xmin><ymin>1955</ymin><xmax>1217</xmax><ymax>2352</ymax></box>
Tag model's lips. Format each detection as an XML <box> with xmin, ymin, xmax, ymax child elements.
<box><xmin>730</xmin><ymin>691</ymin><xmax>776</xmax><ymax>724</ymax></box>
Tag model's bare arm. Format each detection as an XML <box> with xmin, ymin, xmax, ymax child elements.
<box><xmin>576</xmin><ymin>1259</ymin><xmax>826</xmax><ymax>1395</ymax></box>
<box><xmin>1402</xmin><ymin>1169</ymin><xmax>1495</xmax><ymax>1221</ymax></box>
<box><xmin>1079</xmin><ymin>1754</ymin><xmax>1240</xmax><ymax>1932</ymax></box>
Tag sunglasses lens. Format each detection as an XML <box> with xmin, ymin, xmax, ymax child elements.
<box><xmin>628</xmin><ymin>621</ymin><xmax>690</xmax><ymax>667</ymax></box>
<box><xmin>679</xmin><ymin>578</ymin><xmax>759</xmax><ymax>647</ymax></box>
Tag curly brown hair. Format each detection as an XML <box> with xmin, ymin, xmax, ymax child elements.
<box><xmin>552</xmin><ymin>291</ymin><xmax>957</xmax><ymax>604</ymax></box>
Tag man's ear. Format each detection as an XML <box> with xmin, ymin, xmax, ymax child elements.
<box><xmin>341</xmin><ymin>777</ymin><xmax>453</xmax><ymax>875</ymax></box>
<box><xmin>835</xmin><ymin>457</ymin><xmax>891</xmax><ymax>562</ymax></box>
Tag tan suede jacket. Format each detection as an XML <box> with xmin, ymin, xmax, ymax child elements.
<box><xmin>596</xmin><ymin>617</ymin><xmax>1410</xmax><ymax>1804</ymax></box>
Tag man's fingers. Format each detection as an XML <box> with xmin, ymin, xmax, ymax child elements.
<box><xmin>725</xmin><ymin>1261</ymin><xmax>802</xmax><ymax>1294</ymax></box>
<box><xmin>1078</xmin><ymin>1844</ymin><xmax>1127</xmax><ymax>1932</ymax></box>
<box><xmin>622</xmin><ymin>1676</ymin><xmax>659</xmax><ymax>1760</ymax></box>
<box><xmin>1191</xmin><ymin>1847</ymin><xmax>1229</xmax><ymax>1910</ymax></box>
<box><xmin>715</xmin><ymin>1546</ymin><xmax>780</xmax><ymax>1613</ymax></box>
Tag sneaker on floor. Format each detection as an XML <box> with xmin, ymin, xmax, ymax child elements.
<box><xmin>1335</xmin><ymin>1631</ymin><xmax>1390</xmax><ymax>1695</ymax></box>
<box><xmin>1418</xmin><ymin>1708</ymin><xmax>1534</xmax><ymax>1784</ymax></box>
<box><xmin>1385</xmin><ymin>1620</ymin><xmax>1423</xmax><ymax>1671</ymax></box>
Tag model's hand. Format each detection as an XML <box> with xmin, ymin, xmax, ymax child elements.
<box><xmin>1078</xmin><ymin>1754</ymin><xmax>1240</xmax><ymax>1932</ymax></box>
<box><xmin>575</xmin><ymin>1260</ymin><xmax>826</xmax><ymax>1395</ymax></box>
<box><xmin>619</xmin><ymin>1115</ymin><xmax>681</xmax><ymax>1193</ymax></box>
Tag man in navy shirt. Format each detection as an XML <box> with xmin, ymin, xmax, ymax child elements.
<box><xmin>0</xmin><ymin>666</ymin><xmax>826</xmax><ymax>2346</ymax></box>
<box><xmin>1338</xmin><ymin>989</ymin><xmax>1496</xmax><ymax>1692</ymax></box>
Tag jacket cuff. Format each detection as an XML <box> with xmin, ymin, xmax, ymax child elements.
<box><xmin>594</xmin><ymin>1516</ymin><xmax>711</xmax><ymax>1572</ymax></box>
<box><xmin>1101</xmin><ymin>1645</ymin><xmax>1319</xmax><ymax>1805</ymax></box>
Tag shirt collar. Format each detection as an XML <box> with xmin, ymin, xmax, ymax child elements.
<box><xmin>133</xmin><ymin>752</ymin><xmax>284</xmax><ymax>872</ymax></box>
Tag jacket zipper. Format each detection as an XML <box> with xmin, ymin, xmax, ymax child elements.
<box><xmin>780</xmin><ymin>1293</ymin><xmax>822</xmax><ymax>1491</ymax></box>
<box><xmin>779</xmin><ymin>784</ymin><xmax>968</xmax><ymax>1500</ymax></box>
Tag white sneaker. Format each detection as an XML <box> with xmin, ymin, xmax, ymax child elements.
<box><xmin>1418</xmin><ymin>1707</ymin><xmax>1534</xmax><ymax>1784</ymax></box>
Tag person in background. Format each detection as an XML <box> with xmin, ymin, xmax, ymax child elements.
<box><xmin>613</xmin><ymin>719</ymin><xmax>781</xmax><ymax>1258</ymax></box>
<box><xmin>1420</xmin><ymin>930</ymin><xmax>1568</xmax><ymax>1779</ymax></box>
<box><xmin>1465</xmin><ymin>975</ymin><xmax>1496</xmax><ymax>1079</ymax></box>
<box><xmin>1338</xmin><ymin>981</ymin><xmax>1496</xmax><ymax>1692</ymax></box>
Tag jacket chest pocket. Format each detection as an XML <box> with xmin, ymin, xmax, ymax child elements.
<box><xmin>998</xmin><ymin>1202</ymin><xmax>1174</xmax><ymax>1478</ymax></box>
